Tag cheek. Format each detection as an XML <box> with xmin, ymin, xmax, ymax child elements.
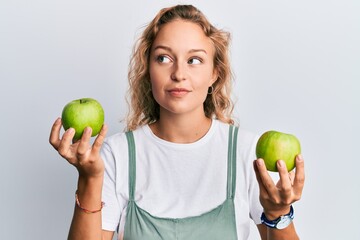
<box><xmin>194</xmin><ymin>68</ymin><xmax>216</xmax><ymax>88</ymax></box>
<box><xmin>149</xmin><ymin>66</ymin><xmax>159</xmax><ymax>88</ymax></box>
<box><xmin>149</xmin><ymin>70</ymin><xmax>163</xmax><ymax>103</ymax></box>
<box><xmin>149</xmin><ymin>63</ymin><xmax>167</xmax><ymax>84</ymax></box>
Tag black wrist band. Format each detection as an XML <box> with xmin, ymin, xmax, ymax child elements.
<box><xmin>261</xmin><ymin>205</ymin><xmax>294</xmax><ymax>229</ymax></box>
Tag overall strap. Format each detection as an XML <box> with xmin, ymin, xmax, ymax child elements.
<box><xmin>227</xmin><ymin>125</ymin><xmax>239</xmax><ymax>199</ymax></box>
<box><xmin>125</xmin><ymin>131</ymin><xmax>136</xmax><ymax>201</ymax></box>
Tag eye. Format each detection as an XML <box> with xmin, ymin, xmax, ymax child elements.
<box><xmin>188</xmin><ymin>58</ymin><xmax>202</xmax><ymax>65</ymax></box>
<box><xmin>156</xmin><ymin>55</ymin><xmax>172</xmax><ymax>63</ymax></box>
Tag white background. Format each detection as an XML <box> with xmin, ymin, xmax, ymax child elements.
<box><xmin>1</xmin><ymin>0</ymin><xmax>359</xmax><ymax>239</ymax></box>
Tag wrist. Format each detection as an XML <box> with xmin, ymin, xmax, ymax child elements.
<box><xmin>75</xmin><ymin>190</ymin><xmax>105</xmax><ymax>214</ymax></box>
<box><xmin>77</xmin><ymin>175</ymin><xmax>103</xmax><ymax>196</ymax></box>
<box><xmin>75</xmin><ymin>176</ymin><xmax>104</xmax><ymax>213</ymax></box>
<box><xmin>261</xmin><ymin>205</ymin><xmax>294</xmax><ymax>230</ymax></box>
<box><xmin>264</xmin><ymin>206</ymin><xmax>291</xmax><ymax>220</ymax></box>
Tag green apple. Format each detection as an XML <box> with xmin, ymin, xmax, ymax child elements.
<box><xmin>256</xmin><ymin>130</ymin><xmax>301</xmax><ymax>172</ymax></box>
<box><xmin>61</xmin><ymin>98</ymin><xmax>104</xmax><ymax>141</ymax></box>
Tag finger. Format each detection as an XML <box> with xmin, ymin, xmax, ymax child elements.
<box><xmin>257</xmin><ymin>159</ymin><xmax>284</xmax><ymax>204</ymax></box>
<box><xmin>289</xmin><ymin>170</ymin><xmax>296</xmax><ymax>185</ymax></box>
<box><xmin>293</xmin><ymin>154</ymin><xmax>305</xmax><ymax>198</ymax></box>
<box><xmin>255</xmin><ymin>159</ymin><xmax>279</xmax><ymax>197</ymax></box>
<box><xmin>92</xmin><ymin>124</ymin><xmax>108</xmax><ymax>154</ymax></box>
<box><xmin>49</xmin><ymin>118</ymin><xmax>62</xmax><ymax>149</ymax></box>
<box><xmin>57</xmin><ymin>128</ymin><xmax>76</xmax><ymax>158</ymax></box>
<box><xmin>277</xmin><ymin>160</ymin><xmax>292</xmax><ymax>199</ymax></box>
<box><xmin>257</xmin><ymin>159</ymin><xmax>277</xmax><ymax>191</ymax></box>
<box><xmin>77</xmin><ymin>127</ymin><xmax>92</xmax><ymax>159</ymax></box>
<box><xmin>253</xmin><ymin>160</ymin><xmax>270</xmax><ymax>199</ymax></box>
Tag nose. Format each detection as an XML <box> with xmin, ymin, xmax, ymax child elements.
<box><xmin>170</xmin><ymin>62</ymin><xmax>187</xmax><ymax>81</ymax></box>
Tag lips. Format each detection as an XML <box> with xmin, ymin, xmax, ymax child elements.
<box><xmin>167</xmin><ymin>88</ymin><xmax>191</xmax><ymax>97</ymax></box>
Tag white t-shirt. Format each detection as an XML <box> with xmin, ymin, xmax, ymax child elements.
<box><xmin>101</xmin><ymin>119</ymin><xmax>263</xmax><ymax>239</ymax></box>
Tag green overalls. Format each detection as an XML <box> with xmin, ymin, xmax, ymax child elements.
<box><xmin>124</xmin><ymin>125</ymin><xmax>239</xmax><ymax>240</ymax></box>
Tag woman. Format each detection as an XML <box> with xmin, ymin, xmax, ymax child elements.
<box><xmin>50</xmin><ymin>5</ymin><xmax>304</xmax><ymax>240</ymax></box>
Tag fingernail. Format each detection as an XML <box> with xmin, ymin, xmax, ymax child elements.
<box><xmin>297</xmin><ymin>154</ymin><xmax>303</xmax><ymax>161</ymax></box>
<box><xmin>257</xmin><ymin>159</ymin><xmax>264</xmax><ymax>167</ymax></box>
<box><xmin>55</xmin><ymin>118</ymin><xmax>61</xmax><ymax>124</ymax></box>
<box><xmin>278</xmin><ymin>160</ymin><xmax>285</xmax><ymax>168</ymax></box>
<box><xmin>68</xmin><ymin>128</ymin><xmax>75</xmax><ymax>134</ymax></box>
<box><xmin>85</xmin><ymin>126</ymin><xmax>92</xmax><ymax>133</ymax></box>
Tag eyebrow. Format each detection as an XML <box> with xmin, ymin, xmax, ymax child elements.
<box><xmin>153</xmin><ymin>45</ymin><xmax>207</xmax><ymax>54</ymax></box>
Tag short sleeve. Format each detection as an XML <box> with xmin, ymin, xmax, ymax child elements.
<box><xmin>101</xmin><ymin>141</ymin><xmax>121</xmax><ymax>231</ymax></box>
<box><xmin>248</xmin><ymin>135</ymin><xmax>263</xmax><ymax>225</ymax></box>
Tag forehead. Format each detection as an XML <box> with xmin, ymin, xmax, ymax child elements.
<box><xmin>152</xmin><ymin>20</ymin><xmax>214</xmax><ymax>54</ymax></box>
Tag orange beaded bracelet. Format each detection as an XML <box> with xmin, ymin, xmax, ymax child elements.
<box><xmin>75</xmin><ymin>191</ymin><xmax>105</xmax><ymax>214</ymax></box>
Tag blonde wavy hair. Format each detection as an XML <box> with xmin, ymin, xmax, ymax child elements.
<box><xmin>126</xmin><ymin>5</ymin><xmax>234</xmax><ymax>130</ymax></box>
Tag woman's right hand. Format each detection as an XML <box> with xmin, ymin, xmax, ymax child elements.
<box><xmin>49</xmin><ymin>118</ymin><xmax>108</xmax><ymax>179</ymax></box>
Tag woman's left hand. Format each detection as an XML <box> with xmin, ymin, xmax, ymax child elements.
<box><xmin>254</xmin><ymin>155</ymin><xmax>305</xmax><ymax>219</ymax></box>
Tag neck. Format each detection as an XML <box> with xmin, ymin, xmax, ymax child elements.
<box><xmin>149</xmin><ymin>111</ymin><xmax>212</xmax><ymax>143</ymax></box>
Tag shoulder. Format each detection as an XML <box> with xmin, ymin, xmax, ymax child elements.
<box><xmin>101</xmin><ymin>126</ymin><xmax>145</xmax><ymax>159</ymax></box>
<box><xmin>100</xmin><ymin>126</ymin><xmax>148</xmax><ymax>179</ymax></box>
<box><xmin>236</xmin><ymin>127</ymin><xmax>259</xmax><ymax>148</ymax></box>
<box><xmin>102</xmin><ymin>131</ymin><xmax>127</xmax><ymax>152</ymax></box>
<box><xmin>216</xmin><ymin>121</ymin><xmax>259</xmax><ymax>171</ymax></box>
<box><xmin>235</xmin><ymin>126</ymin><xmax>259</xmax><ymax>162</ymax></box>
<box><xmin>103</xmin><ymin>125</ymin><xmax>147</xmax><ymax>148</ymax></box>
<box><xmin>215</xmin><ymin>120</ymin><xmax>259</xmax><ymax>147</ymax></box>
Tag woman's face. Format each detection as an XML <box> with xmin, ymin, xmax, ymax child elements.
<box><xmin>149</xmin><ymin>19</ymin><xmax>217</xmax><ymax>117</ymax></box>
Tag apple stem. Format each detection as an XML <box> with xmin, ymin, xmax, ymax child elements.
<box><xmin>80</xmin><ymin>99</ymin><xmax>84</xmax><ymax>104</ymax></box>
